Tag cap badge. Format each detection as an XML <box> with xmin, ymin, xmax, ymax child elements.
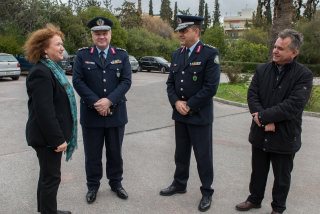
<box><xmin>96</xmin><ymin>18</ymin><xmax>105</xmax><ymax>26</ymax></box>
<box><xmin>177</xmin><ymin>17</ymin><xmax>182</xmax><ymax>24</ymax></box>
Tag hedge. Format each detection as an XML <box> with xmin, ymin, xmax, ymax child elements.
<box><xmin>221</xmin><ymin>61</ymin><xmax>320</xmax><ymax>77</ymax></box>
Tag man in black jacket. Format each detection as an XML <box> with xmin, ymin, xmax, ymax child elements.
<box><xmin>235</xmin><ymin>29</ymin><xmax>313</xmax><ymax>214</ymax></box>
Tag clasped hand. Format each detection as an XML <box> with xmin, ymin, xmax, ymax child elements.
<box><xmin>252</xmin><ymin>112</ymin><xmax>275</xmax><ymax>132</ymax></box>
<box><xmin>175</xmin><ymin>100</ymin><xmax>190</xmax><ymax>116</ymax></box>
<box><xmin>94</xmin><ymin>98</ymin><xmax>112</xmax><ymax>116</ymax></box>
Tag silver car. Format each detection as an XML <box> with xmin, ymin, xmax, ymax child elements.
<box><xmin>0</xmin><ymin>53</ymin><xmax>21</xmax><ymax>80</ymax></box>
<box><xmin>129</xmin><ymin>55</ymin><xmax>139</xmax><ymax>73</ymax></box>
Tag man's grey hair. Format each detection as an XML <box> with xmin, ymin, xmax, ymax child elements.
<box><xmin>278</xmin><ymin>29</ymin><xmax>303</xmax><ymax>51</ymax></box>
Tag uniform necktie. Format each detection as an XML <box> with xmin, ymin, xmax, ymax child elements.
<box><xmin>100</xmin><ymin>51</ymin><xmax>106</xmax><ymax>67</ymax></box>
<box><xmin>184</xmin><ymin>48</ymin><xmax>190</xmax><ymax>65</ymax></box>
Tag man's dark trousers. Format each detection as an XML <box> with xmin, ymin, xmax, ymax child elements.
<box><xmin>82</xmin><ymin>126</ymin><xmax>125</xmax><ymax>191</ymax></box>
<box><xmin>247</xmin><ymin>146</ymin><xmax>295</xmax><ymax>213</ymax></box>
<box><xmin>173</xmin><ymin>121</ymin><xmax>214</xmax><ymax>196</ymax></box>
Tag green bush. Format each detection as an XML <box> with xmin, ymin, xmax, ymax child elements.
<box><xmin>222</xmin><ymin>61</ymin><xmax>262</xmax><ymax>73</ymax></box>
<box><xmin>305</xmin><ymin>64</ymin><xmax>320</xmax><ymax>77</ymax></box>
<box><xmin>0</xmin><ymin>35</ymin><xmax>22</xmax><ymax>54</ymax></box>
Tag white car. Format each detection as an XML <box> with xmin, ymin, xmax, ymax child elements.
<box><xmin>129</xmin><ymin>55</ymin><xmax>140</xmax><ymax>73</ymax></box>
<box><xmin>0</xmin><ymin>53</ymin><xmax>21</xmax><ymax>80</ymax></box>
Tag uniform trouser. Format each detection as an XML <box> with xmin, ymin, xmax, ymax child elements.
<box><xmin>82</xmin><ymin>126</ymin><xmax>125</xmax><ymax>191</ymax></box>
<box><xmin>34</xmin><ymin>147</ymin><xmax>62</xmax><ymax>214</ymax></box>
<box><xmin>247</xmin><ymin>146</ymin><xmax>295</xmax><ymax>213</ymax></box>
<box><xmin>173</xmin><ymin>121</ymin><xmax>214</xmax><ymax>196</ymax></box>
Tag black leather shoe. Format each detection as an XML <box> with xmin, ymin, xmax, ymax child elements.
<box><xmin>112</xmin><ymin>187</ymin><xmax>128</xmax><ymax>199</ymax></box>
<box><xmin>86</xmin><ymin>189</ymin><xmax>97</xmax><ymax>204</ymax></box>
<box><xmin>235</xmin><ymin>200</ymin><xmax>261</xmax><ymax>211</ymax></box>
<box><xmin>57</xmin><ymin>210</ymin><xmax>72</xmax><ymax>214</ymax></box>
<box><xmin>159</xmin><ymin>184</ymin><xmax>186</xmax><ymax>196</ymax></box>
<box><xmin>198</xmin><ymin>195</ymin><xmax>212</xmax><ymax>212</ymax></box>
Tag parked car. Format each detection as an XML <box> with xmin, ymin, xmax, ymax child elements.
<box><xmin>15</xmin><ymin>55</ymin><xmax>34</xmax><ymax>73</ymax></box>
<box><xmin>138</xmin><ymin>56</ymin><xmax>170</xmax><ymax>73</ymax></box>
<box><xmin>0</xmin><ymin>53</ymin><xmax>21</xmax><ymax>80</ymax></box>
<box><xmin>57</xmin><ymin>50</ymin><xmax>72</xmax><ymax>74</ymax></box>
<box><xmin>129</xmin><ymin>55</ymin><xmax>139</xmax><ymax>73</ymax></box>
<box><xmin>65</xmin><ymin>54</ymin><xmax>75</xmax><ymax>75</ymax></box>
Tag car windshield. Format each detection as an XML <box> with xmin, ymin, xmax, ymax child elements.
<box><xmin>155</xmin><ymin>57</ymin><xmax>168</xmax><ymax>63</ymax></box>
<box><xmin>0</xmin><ymin>55</ymin><xmax>17</xmax><ymax>62</ymax></box>
<box><xmin>129</xmin><ymin>55</ymin><xmax>137</xmax><ymax>61</ymax></box>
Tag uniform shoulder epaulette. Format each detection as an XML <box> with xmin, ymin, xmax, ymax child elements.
<box><xmin>116</xmin><ymin>47</ymin><xmax>127</xmax><ymax>52</ymax></box>
<box><xmin>203</xmin><ymin>44</ymin><xmax>216</xmax><ymax>49</ymax></box>
<box><xmin>77</xmin><ymin>47</ymin><xmax>89</xmax><ymax>51</ymax></box>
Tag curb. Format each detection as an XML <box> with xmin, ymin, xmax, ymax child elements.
<box><xmin>214</xmin><ymin>97</ymin><xmax>320</xmax><ymax>118</ymax></box>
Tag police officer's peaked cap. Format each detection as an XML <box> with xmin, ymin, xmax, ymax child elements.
<box><xmin>175</xmin><ymin>15</ymin><xmax>204</xmax><ymax>31</ymax></box>
<box><xmin>87</xmin><ymin>16</ymin><xmax>113</xmax><ymax>31</ymax></box>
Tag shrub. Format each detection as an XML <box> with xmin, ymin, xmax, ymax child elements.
<box><xmin>222</xmin><ymin>65</ymin><xmax>251</xmax><ymax>84</ymax></box>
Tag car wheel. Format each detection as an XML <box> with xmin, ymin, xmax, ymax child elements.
<box><xmin>160</xmin><ymin>67</ymin><xmax>166</xmax><ymax>73</ymax></box>
<box><xmin>12</xmin><ymin>76</ymin><xmax>19</xmax><ymax>80</ymax></box>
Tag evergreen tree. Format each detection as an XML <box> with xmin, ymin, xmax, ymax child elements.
<box><xmin>178</xmin><ymin>8</ymin><xmax>191</xmax><ymax>15</ymax></box>
<box><xmin>173</xmin><ymin>2</ymin><xmax>178</xmax><ymax>28</ymax></box>
<box><xmin>149</xmin><ymin>0</ymin><xmax>153</xmax><ymax>16</ymax></box>
<box><xmin>160</xmin><ymin>0</ymin><xmax>173</xmax><ymax>24</ymax></box>
<box><xmin>203</xmin><ymin>3</ymin><xmax>210</xmax><ymax>31</ymax></box>
<box><xmin>213</xmin><ymin>0</ymin><xmax>220</xmax><ymax>26</ymax></box>
<box><xmin>263</xmin><ymin>0</ymin><xmax>272</xmax><ymax>25</ymax></box>
<box><xmin>252</xmin><ymin>0</ymin><xmax>263</xmax><ymax>28</ymax></box>
<box><xmin>198</xmin><ymin>0</ymin><xmax>205</xmax><ymax>17</ymax></box>
<box><xmin>116</xmin><ymin>0</ymin><xmax>142</xmax><ymax>29</ymax></box>
<box><xmin>138</xmin><ymin>0</ymin><xmax>142</xmax><ymax>15</ymax></box>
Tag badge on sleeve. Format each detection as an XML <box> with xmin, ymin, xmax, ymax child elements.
<box><xmin>214</xmin><ymin>55</ymin><xmax>220</xmax><ymax>64</ymax></box>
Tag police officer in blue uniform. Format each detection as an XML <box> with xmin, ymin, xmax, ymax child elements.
<box><xmin>160</xmin><ymin>15</ymin><xmax>220</xmax><ymax>212</ymax></box>
<box><xmin>72</xmin><ymin>17</ymin><xmax>131</xmax><ymax>204</ymax></box>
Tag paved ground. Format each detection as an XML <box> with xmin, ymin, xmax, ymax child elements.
<box><xmin>0</xmin><ymin>72</ymin><xmax>319</xmax><ymax>214</ymax></box>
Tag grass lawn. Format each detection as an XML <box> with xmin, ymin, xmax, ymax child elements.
<box><xmin>216</xmin><ymin>83</ymin><xmax>320</xmax><ymax>113</ymax></box>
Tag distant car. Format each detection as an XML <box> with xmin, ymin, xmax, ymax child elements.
<box><xmin>15</xmin><ymin>55</ymin><xmax>34</xmax><ymax>73</ymax></box>
<box><xmin>138</xmin><ymin>56</ymin><xmax>170</xmax><ymax>73</ymax></box>
<box><xmin>0</xmin><ymin>53</ymin><xmax>21</xmax><ymax>80</ymax></box>
<box><xmin>65</xmin><ymin>54</ymin><xmax>75</xmax><ymax>75</ymax></box>
<box><xmin>129</xmin><ymin>55</ymin><xmax>139</xmax><ymax>73</ymax></box>
<box><xmin>57</xmin><ymin>50</ymin><xmax>72</xmax><ymax>74</ymax></box>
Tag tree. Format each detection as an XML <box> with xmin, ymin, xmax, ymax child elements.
<box><xmin>86</xmin><ymin>0</ymin><xmax>101</xmax><ymax>7</ymax></box>
<box><xmin>103</xmin><ymin>0</ymin><xmax>113</xmax><ymax>12</ymax></box>
<box><xmin>252</xmin><ymin>0</ymin><xmax>263</xmax><ymax>28</ymax></box>
<box><xmin>173</xmin><ymin>1</ymin><xmax>178</xmax><ymax>28</ymax></box>
<box><xmin>269</xmin><ymin>0</ymin><xmax>294</xmax><ymax>57</ymax></box>
<box><xmin>160</xmin><ymin>0</ymin><xmax>173</xmax><ymax>24</ymax></box>
<box><xmin>293</xmin><ymin>0</ymin><xmax>303</xmax><ymax>21</ymax></box>
<box><xmin>138</xmin><ymin>0</ymin><xmax>142</xmax><ymax>15</ymax></box>
<box><xmin>142</xmin><ymin>15</ymin><xmax>174</xmax><ymax>39</ymax></box>
<box><xmin>198</xmin><ymin>0</ymin><xmax>205</xmax><ymax>17</ymax></box>
<box><xmin>263</xmin><ymin>0</ymin><xmax>272</xmax><ymax>25</ymax></box>
<box><xmin>115</xmin><ymin>0</ymin><xmax>142</xmax><ymax>29</ymax></box>
<box><xmin>296</xmin><ymin>11</ymin><xmax>320</xmax><ymax>64</ymax></box>
<box><xmin>178</xmin><ymin>8</ymin><xmax>191</xmax><ymax>15</ymax></box>
<box><xmin>304</xmin><ymin>0</ymin><xmax>320</xmax><ymax>21</ymax></box>
<box><xmin>149</xmin><ymin>0</ymin><xmax>153</xmax><ymax>16</ymax></box>
<box><xmin>202</xmin><ymin>25</ymin><xmax>227</xmax><ymax>55</ymax></box>
<box><xmin>212</xmin><ymin>0</ymin><xmax>221</xmax><ymax>26</ymax></box>
<box><xmin>203</xmin><ymin>3</ymin><xmax>210</xmax><ymax>31</ymax></box>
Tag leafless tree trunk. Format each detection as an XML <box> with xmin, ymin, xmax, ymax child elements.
<box><xmin>269</xmin><ymin>0</ymin><xmax>294</xmax><ymax>58</ymax></box>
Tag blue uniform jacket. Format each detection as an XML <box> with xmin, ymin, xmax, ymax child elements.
<box><xmin>166</xmin><ymin>41</ymin><xmax>220</xmax><ymax>125</ymax></box>
<box><xmin>72</xmin><ymin>46</ymin><xmax>132</xmax><ymax>128</ymax></box>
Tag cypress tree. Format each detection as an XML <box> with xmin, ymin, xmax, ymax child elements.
<box><xmin>149</xmin><ymin>0</ymin><xmax>153</xmax><ymax>16</ymax></box>
<box><xmin>198</xmin><ymin>0</ymin><xmax>205</xmax><ymax>17</ymax></box>
<box><xmin>160</xmin><ymin>0</ymin><xmax>173</xmax><ymax>24</ymax></box>
<box><xmin>213</xmin><ymin>0</ymin><xmax>221</xmax><ymax>26</ymax></box>
<box><xmin>204</xmin><ymin>3</ymin><xmax>210</xmax><ymax>31</ymax></box>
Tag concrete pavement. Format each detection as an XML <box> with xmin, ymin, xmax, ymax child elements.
<box><xmin>0</xmin><ymin>72</ymin><xmax>319</xmax><ymax>214</ymax></box>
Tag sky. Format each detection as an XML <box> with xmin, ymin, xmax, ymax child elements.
<box><xmin>110</xmin><ymin>0</ymin><xmax>258</xmax><ymax>17</ymax></box>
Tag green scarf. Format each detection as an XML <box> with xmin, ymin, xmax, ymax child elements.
<box><xmin>40</xmin><ymin>58</ymin><xmax>78</xmax><ymax>161</ymax></box>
